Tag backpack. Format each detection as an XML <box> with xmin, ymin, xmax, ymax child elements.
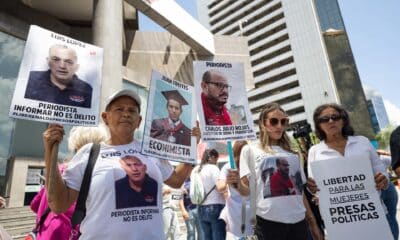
<box><xmin>189</xmin><ymin>169</ymin><xmax>205</xmax><ymax>204</ymax></box>
<box><xmin>189</xmin><ymin>168</ymin><xmax>216</xmax><ymax>205</ymax></box>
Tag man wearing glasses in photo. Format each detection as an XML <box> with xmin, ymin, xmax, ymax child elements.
<box><xmin>200</xmin><ymin>70</ymin><xmax>233</xmax><ymax>125</ymax></box>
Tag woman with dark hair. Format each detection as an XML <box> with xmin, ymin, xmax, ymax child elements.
<box><xmin>307</xmin><ymin>103</ymin><xmax>387</xmax><ymax>191</ymax></box>
<box><xmin>312</xmin><ymin>103</ymin><xmax>354</xmax><ymax>141</ymax></box>
<box><xmin>231</xmin><ymin>102</ymin><xmax>322</xmax><ymax>240</ymax></box>
<box><xmin>191</xmin><ymin>148</ymin><xmax>226</xmax><ymax>240</ymax></box>
<box><xmin>307</xmin><ymin>103</ymin><xmax>388</xmax><ymax>209</ymax></box>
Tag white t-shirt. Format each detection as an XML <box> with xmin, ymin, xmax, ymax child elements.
<box><xmin>380</xmin><ymin>155</ymin><xmax>391</xmax><ymax>170</ymax></box>
<box><xmin>162</xmin><ymin>185</ymin><xmax>183</xmax><ymax>210</ymax></box>
<box><xmin>191</xmin><ymin>164</ymin><xmax>224</xmax><ymax>205</ymax></box>
<box><xmin>63</xmin><ymin>140</ymin><xmax>173</xmax><ymax>240</ymax></box>
<box><xmin>219</xmin><ymin>163</ymin><xmax>252</xmax><ymax>237</ymax></box>
<box><xmin>239</xmin><ymin>142</ymin><xmax>306</xmax><ymax>224</ymax></box>
<box><xmin>307</xmin><ymin>136</ymin><xmax>387</xmax><ymax>178</ymax></box>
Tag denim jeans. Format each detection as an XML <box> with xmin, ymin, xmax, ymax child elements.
<box><xmin>198</xmin><ymin>204</ymin><xmax>226</xmax><ymax>240</ymax></box>
<box><xmin>185</xmin><ymin>208</ymin><xmax>201</xmax><ymax>240</ymax></box>
<box><xmin>381</xmin><ymin>182</ymin><xmax>399</xmax><ymax>240</ymax></box>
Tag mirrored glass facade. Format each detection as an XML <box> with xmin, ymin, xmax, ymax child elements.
<box><xmin>0</xmin><ymin>32</ymin><xmax>24</xmax><ymax>175</ymax></box>
<box><xmin>314</xmin><ymin>0</ymin><xmax>345</xmax><ymax>31</ymax></box>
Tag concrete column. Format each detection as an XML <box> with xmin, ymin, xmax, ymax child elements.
<box><xmin>93</xmin><ymin>0</ymin><xmax>123</xmax><ymax>110</ymax></box>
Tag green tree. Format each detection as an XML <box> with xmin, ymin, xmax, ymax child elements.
<box><xmin>376</xmin><ymin>125</ymin><xmax>395</xmax><ymax>150</ymax></box>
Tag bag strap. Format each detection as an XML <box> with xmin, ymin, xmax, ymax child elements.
<box><xmin>248</xmin><ymin>147</ymin><xmax>257</xmax><ymax>229</ymax></box>
<box><xmin>34</xmin><ymin>207</ymin><xmax>51</xmax><ymax>233</ymax></box>
<box><xmin>240</xmin><ymin>196</ymin><xmax>246</xmax><ymax>234</ymax></box>
<box><xmin>199</xmin><ymin>184</ymin><xmax>216</xmax><ymax>205</ymax></box>
<box><xmin>71</xmin><ymin>143</ymin><xmax>100</xmax><ymax>228</ymax></box>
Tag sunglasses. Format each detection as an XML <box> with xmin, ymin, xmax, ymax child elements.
<box><xmin>267</xmin><ymin>117</ymin><xmax>289</xmax><ymax>127</ymax></box>
<box><xmin>317</xmin><ymin>114</ymin><xmax>342</xmax><ymax>123</ymax></box>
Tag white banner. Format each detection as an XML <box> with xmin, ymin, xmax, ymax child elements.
<box><xmin>9</xmin><ymin>25</ymin><xmax>103</xmax><ymax>126</ymax></box>
<box><xmin>193</xmin><ymin>61</ymin><xmax>256</xmax><ymax>142</ymax></box>
<box><xmin>141</xmin><ymin>71</ymin><xmax>196</xmax><ymax>164</ymax></box>
<box><xmin>310</xmin><ymin>157</ymin><xmax>393</xmax><ymax>240</ymax></box>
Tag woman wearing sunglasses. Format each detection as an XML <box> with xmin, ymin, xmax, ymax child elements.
<box><xmin>307</xmin><ymin>103</ymin><xmax>387</xmax><ymax>189</ymax></box>
<box><xmin>232</xmin><ymin>102</ymin><xmax>322</xmax><ymax>240</ymax></box>
<box><xmin>306</xmin><ymin>104</ymin><xmax>388</xmax><ymax>221</ymax></box>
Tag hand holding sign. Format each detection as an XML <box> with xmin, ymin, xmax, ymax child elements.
<box><xmin>374</xmin><ymin>172</ymin><xmax>388</xmax><ymax>190</ymax></box>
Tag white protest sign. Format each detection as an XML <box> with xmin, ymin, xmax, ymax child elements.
<box><xmin>9</xmin><ymin>25</ymin><xmax>103</xmax><ymax>126</ymax></box>
<box><xmin>141</xmin><ymin>71</ymin><xmax>196</xmax><ymax>164</ymax></box>
<box><xmin>311</xmin><ymin>157</ymin><xmax>393</xmax><ymax>240</ymax></box>
<box><xmin>193</xmin><ymin>61</ymin><xmax>256</xmax><ymax>142</ymax></box>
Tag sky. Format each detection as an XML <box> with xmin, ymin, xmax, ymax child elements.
<box><xmin>138</xmin><ymin>0</ymin><xmax>400</xmax><ymax>126</ymax></box>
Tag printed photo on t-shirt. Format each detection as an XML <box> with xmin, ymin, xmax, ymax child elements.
<box><xmin>114</xmin><ymin>155</ymin><xmax>158</xmax><ymax>209</ymax></box>
<box><xmin>260</xmin><ymin>156</ymin><xmax>303</xmax><ymax>199</ymax></box>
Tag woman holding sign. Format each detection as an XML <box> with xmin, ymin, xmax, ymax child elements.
<box><xmin>306</xmin><ymin>103</ymin><xmax>388</xmax><ymax>192</ymax></box>
<box><xmin>306</xmin><ymin>103</ymin><xmax>389</xmax><ymax>238</ymax></box>
<box><xmin>232</xmin><ymin>103</ymin><xmax>322</xmax><ymax>240</ymax></box>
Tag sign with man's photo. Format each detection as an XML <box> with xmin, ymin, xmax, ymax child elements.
<box><xmin>9</xmin><ymin>25</ymin><xmax>103</xmax><ymax>126</ymax></box>
<box><xmin>310</xmin><ymin>157</ymin><xmax>393</xmax><ymax>240</ymax></box>
<box><xmin>193</xmin><ymin>61</ymin><xmax>256</xmax><ymax>142</ymax></box>
<box><xmin>141</xmin><ymin>70</ymin><xmax>196</xmax><ymax>164</ymax></box>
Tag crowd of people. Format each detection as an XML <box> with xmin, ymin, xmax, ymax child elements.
<box><xmin>1</xmin><ymin>87</ymin><xmax>399</xmax><ymax>240</ymax></box>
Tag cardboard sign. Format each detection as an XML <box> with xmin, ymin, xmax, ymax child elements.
<box><xmin>310</xmin><ymin>157</ymin><xmax>393</xmax><ymax>240</ymax></box>
<box><xmin>9</xmin><ymin>25</ymin><xmax>103</xmax><ymax>126</ymax></box>
<box><xmin>193</xmin><ymin>61</ymin><xmax>256</xmax><ymax>142</ymax></box>
<box><xmin>141</xmin><ymin>71</ymin><xmax>196</xmax><ymax>163</ymax></box>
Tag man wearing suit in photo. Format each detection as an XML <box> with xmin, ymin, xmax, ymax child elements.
<box><xmin>150</xmin><ymin>90</ymin><xmax>191</xmax><ymax>146</ymax></box>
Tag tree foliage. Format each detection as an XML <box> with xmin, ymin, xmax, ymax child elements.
<box><xmin>376</xmin><ymin>125</ymin><xmax>395</xmax><ymax>150</ymax></box>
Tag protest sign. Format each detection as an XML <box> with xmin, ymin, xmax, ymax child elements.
<box><xmin>9</xmin><ymin>25</ymin><xmax>103</xmax><ymax>126</ymax></box>
<box><xmin>141</xmin><ymin>70</ymin><xmax>196</xmax><ymax>164</ymax></box>
<box><xmin>310</xmin><ymin>157</ymin><xmax>393</xmax><ymax>240</ymax></box>
<box><xmin>193</xmin><ymin>61</ymin><xmax>256</xmax><ymax>142</ymax></box>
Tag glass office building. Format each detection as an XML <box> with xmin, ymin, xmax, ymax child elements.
<box><xmin>365</xmin><ymin>88</ymin><xmax>390</xmax><ymax>133</ymax></box>
<box><xmin>197</xmin><ymin>0</ymin><xmax>374</xmax><ymax>138</ymax></box>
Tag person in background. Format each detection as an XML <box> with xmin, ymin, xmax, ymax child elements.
<box><xmin>192</xmin><ymin>149</ymin><xmax>226</xmax><ymax>240</ymax></box>
<box><xmin>0</xmin><ymin>196</ymin><xmax>5</xmax><ymax>209</ymax></box>
<box><xmin>162</xmin><ymin>184</ymin><xmax>183</xmax><ymax>240</ymax></box>
<box><xmin>0</xmin><ymin>220</ymin><xmax>11</xmax><ymax>240</ymax></box>
<box><xmin>377</xmin><ymin>149</ymin><xmax>399</xmax><ymax>240</ymax></box>
<box><xmin>180</xmin><ymin>177</ymin><xmax>201</xmax><ymax>240</ymax></box>
<box><xmin>0</xmin><ymin>196</ymin><xmax>11</xmax><ymax>240</ymax></box>
<box><xmin>30</xmin><ymin>125</ymin><xmax>107</xmax><ymax>240</ymax></box>
<box><xmin>230</xmin><ymin>102</ymin><xmax>322</xmax><ymax>240</ymax></box>
<box><xmin>390</xmin><ymin>126</ymin><xmax>400</xmax><ymax>176</ymax></box>
<box><xmin>217</xmin><ymin>140</ymin><xmax>252</xmax><ymax>239</ymax></box>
